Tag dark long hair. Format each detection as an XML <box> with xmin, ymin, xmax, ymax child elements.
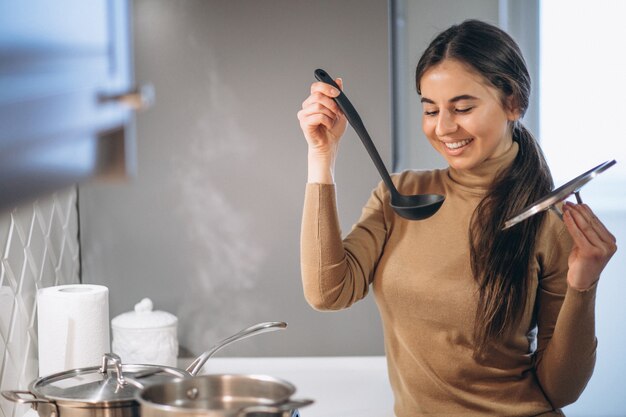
<box><xmin>415</xmin><ymin>20</ymin><xmax>553</xmax><ymax>353</ymax></box>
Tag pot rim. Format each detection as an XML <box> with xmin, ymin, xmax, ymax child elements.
<box><xmin>137</xmin><ymin>373</ymin><xmax>297</xmax><ymax>412</ymax></box>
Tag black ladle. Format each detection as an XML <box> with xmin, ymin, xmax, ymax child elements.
<box><xmin>314</xmin><ymin>69</ymin><xmax>445</xmax><ymax>220</ymax></box>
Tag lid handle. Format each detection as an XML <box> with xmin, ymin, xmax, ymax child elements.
<box><xmin>100</xmin><ymin>353</ymin><xmax>126</xmax><ymax>386</ymax></box>
<box><xmin>134</xmin><ymin>298</ymin><xmax>153</xmax><ymax>313</ymax></box>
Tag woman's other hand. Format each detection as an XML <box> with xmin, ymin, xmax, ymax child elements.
<box><xmin>298</xmin><ymin>79</ymin><xmax>347</xmax><ymax>152</ymax></box>
<box><xmin>297</xmin><ymin>79</ymin><xmax>347</xmax><ymax>184</ymax></box>
<box><xmin>562</xmin><ymin>201</ymin><xmax>617</xmax><ymax>290</ymax></box>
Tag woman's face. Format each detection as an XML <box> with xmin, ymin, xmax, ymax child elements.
<box><xmin>419</xmin><ymin>59</ymin><xmax>519</xmax><ymax>171</ymax></box>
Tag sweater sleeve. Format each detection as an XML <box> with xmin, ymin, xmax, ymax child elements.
<box><xmin>533</xmin><ymin>222</ymin><xmax>598</xmax><ymax>408</ymax></box>
<box><xmin>300</xmin><ymin>182</ymin><xmax>388</xmax><ymax>311</ymax></box>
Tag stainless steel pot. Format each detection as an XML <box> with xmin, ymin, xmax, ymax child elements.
<box><xmin>2</xmin><ymin>322</ymin><xmax>289</xmax><ymax>417</ymax></box>
<box><xmin>2</xmin><ymin>353</ymin><xmax>186</xmax><ymax>417</ymax></box>
<box><xmin>138</xmin><ymin>374</ymin><xmax>313</xmax><ymax>417</ymax></box>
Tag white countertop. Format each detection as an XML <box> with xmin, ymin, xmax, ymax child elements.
<box><xmin>188</xmin><ymin>356</ymin><xmax>395</xmax><ymax>417</ymax></box>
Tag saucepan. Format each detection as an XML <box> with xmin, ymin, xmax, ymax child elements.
<box><xmin>2</xmin><ymin>322</ymin><xmax>312</xmax><ymax>417</ymax></box>
<box><xmin>137</xmin><ymin>374</ymin><xmax>313</xmax><ymax>417</ymax></box>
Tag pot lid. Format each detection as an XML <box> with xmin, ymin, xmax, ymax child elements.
<box><xmin>503</xmin><ymin>159</ymin><xmax>616</xmax><ymax>229</ymax></box>
<box><xmin>30</xmin><ymin>354</ymin><xmax>187</xmax><ymax>405</ymax></box>
<box><xmin>111</xmin><ymin>298</ymin><xmax>177</xmax><ymax>330</ymax></box>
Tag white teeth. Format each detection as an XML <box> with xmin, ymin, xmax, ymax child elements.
<box><xmin>444</xmin><ymin>138</ymin><xmax>473</xmax><ymax>149</ymax></box>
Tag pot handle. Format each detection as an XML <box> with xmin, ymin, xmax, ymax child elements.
<box><xmin>2</xmin><ymin>390</ymin><xmax>45</xmax><ymax>405</ymax></box>
<box><xmin>186</xmin><ymin>321</ymin><xmax>287</xmax><ymax>376</ymax></box>
<box><xmin>1</xmin><ymin>391</ymin><xmax>59</xmax><ymax>417</ymax></box>
<box><xmin>236</xmin><ymin>399</ymin><xmax>314</xmax><ymax>416</ymax></box>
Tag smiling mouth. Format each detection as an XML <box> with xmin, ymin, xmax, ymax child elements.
<box><xmin>443</xmin><ymin>138</ymin><xmax>474</xmax><ymax>150</ymax></box>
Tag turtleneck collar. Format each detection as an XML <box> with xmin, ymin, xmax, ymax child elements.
<box><xmin>447</xmin><ymin>141</ymin><xmax>519</xmax><ymax>193</ymax></box>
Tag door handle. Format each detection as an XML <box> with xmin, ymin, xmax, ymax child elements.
<box><xmin>98</xmin><ymin>84</ymin><xmax>155</xmax><ymax>111</ymax></box>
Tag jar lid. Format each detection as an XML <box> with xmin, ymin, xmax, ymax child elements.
<box><xmin>111</xmin><ymin>298</ymin><xmax>177</xmax><ymax>329</ymax></box>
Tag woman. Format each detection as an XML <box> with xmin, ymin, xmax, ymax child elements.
<box><xmin>297</xmin><ymin>20</ymin><xmax>616</xmax><ymax>416</ymax></box>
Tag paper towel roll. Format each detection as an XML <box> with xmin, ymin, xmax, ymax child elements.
<box><xmin>37</xmin><ymin>284</ymin><xmax>110</xmax><ymax>376</ymax></box>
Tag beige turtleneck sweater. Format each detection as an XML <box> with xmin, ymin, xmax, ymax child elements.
<box><xmin>300</xmin><ymin>142</ymin><xmax>597</xmax><ymax>417</ymax></box>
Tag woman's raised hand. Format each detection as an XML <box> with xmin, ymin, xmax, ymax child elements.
<box><xmin>297</xmin><ymin>79</ymin><xmax>347</xmax><ymax>156</ymax></box>
<box><xmin>562</xmin><ymin>202</ymin><xmax>618</xmax><ymax>290</ymax></box>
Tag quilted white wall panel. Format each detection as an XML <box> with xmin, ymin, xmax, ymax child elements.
<box><xmin>0</xmin><ymin>189</ymin><xmax>79</xmax><ymax>417</ymax></box>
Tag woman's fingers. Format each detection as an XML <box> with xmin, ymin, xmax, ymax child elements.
<box><xmin>297</xmin><ymin>105</ymin><xmax>333</xmax><ymax>130</ymax></box>
<box><xmin>300</xmin><ymin>98</ymin><xmax>339</xmax><ymax>122</ymax></box>
<box><xmin>298</xmin><ymin>98</ymin><xmax>342</xmax><ymax>132</ymax></box>
<box><xmin>302</xmin><ymin>91</ymin><xmax>342</xmax><ymax>116</ymax></box>
<box><xmin>297</xmin><ymin>109</ymin><xmax>337</xmax><ymax>133</ymax></box>
<box><xmin>299</xmin><ymin>82</ymin><xmax>344</xmax><ymax>129</ymax></box>
<box><xmin>297</xmin><ymin>79</ymin><xmax>348</xmax><ymax>155</ymax></box>
<box><xmin>564</xmin><ymin>203</ymin><xmax>617</xmax><ymax>260</ymax></box>
<box><xmin>298</xmin><ymin>79</ymin><xmax>347</xmax><ymax>141</ymax></box>
<box><xmin>562</xmin><ymin>202</ymin><xmax>617</xmax><ymax>289</ymax></box>
<box><xmin>310</xmin><ymin>79</ymin><xmax>342</xmax><ymax>97</ymax></box>
<box><xmin>578</xmin><ymin>203</ymin><xmax>616</xmax><ymax>245</ymax></box>
<box><xmin>306</xmin><ymin>80</ymin><xmax>344</xmax><ymax>114</ymax></box>
<box><xmin>564</xmin><ymin>202</ymin><xmax>616</xmax><ymax>248</ymax></box>
<box><xmin>563</xmin><ymin>202</ymin><xmax>605</xmax><ymax>249</ymax></box>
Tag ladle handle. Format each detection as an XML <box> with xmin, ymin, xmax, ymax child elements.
<box><xmin>314</xmin><ymin>69</ymin><xmax>400</xmax><ymax>198</ymax></box>
<box><xmin>186</xmin><ymin>321</ymin><xmax>287</xmax><ymax>376</ymax></box>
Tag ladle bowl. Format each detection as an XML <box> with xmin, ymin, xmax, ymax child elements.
<box><xmin>391</xmin><ymin>193</ymin><xmax>445</xmax><ymax>221</ymax></box>
<box><xmin>314</xmin><ymin>69</ymin><xmax>445</xmax><ymax>221</ymax></box>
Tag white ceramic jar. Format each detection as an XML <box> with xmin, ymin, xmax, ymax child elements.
<box><xmin>111</xmin><ymin>298</ymin><xmax>178</xmax><ymax>367</ymax></box>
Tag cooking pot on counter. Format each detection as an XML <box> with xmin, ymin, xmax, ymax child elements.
<box><xmin>2</xmin><ymin>322</ymin><xmax>312</xmax><ymax>417</ymax></box>
<box><xmin>138</xmin><ymin>374</ymin><xmax>312</xmax><ymax>417</ymax></box>
<box><xmin>2</xmin><ymin>353</ymin><xmax>184</xmax><ymax>417</ymax></box>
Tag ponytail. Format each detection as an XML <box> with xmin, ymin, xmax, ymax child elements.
<box><xmin>469</xmin><ymin>123</ymin><xmax>553</xmax><ymax>354</ymax></box>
